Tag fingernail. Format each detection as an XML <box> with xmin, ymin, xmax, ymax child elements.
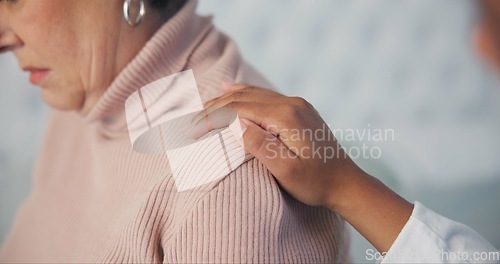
<box><xmin>240</xmin><ymin>118</ymin><xmax>249</xmax><ymax>134</ymax></box>
<box><xmin>221</xmin><ymin>83</ymin><xmax>231</xmax><ymax>91</ymax></box>
<box><xmin>221</xmin><ymin>83</ymin><xmax>232</xmax><ymax>91</ymax></box>
<box><xmin>230</xmin><ymin>117</ymin><xmax>248</xmax><ymax>147</ymax></box>
<box><xmin>203</xmin><ymin>100</ymin><xmax>211</xmax><ymax>108</ymax></box>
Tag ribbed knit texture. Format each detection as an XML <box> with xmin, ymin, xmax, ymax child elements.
<box><xmin>0</xmin><ymin>1</ymin><xmax>349</xmax><ymax>263</ymax></box>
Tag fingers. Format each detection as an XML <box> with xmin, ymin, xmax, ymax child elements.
<box><xmin>188</xmin><ymin>100</ymin><xmax>317</xmax><ymax>152</ymax></box>
<box><xmin>204</xmin><ymin>84</ymin><xmax>281</xmax><ymax>109</ymax></box>
<box><xmin>191</xmin><ymin>105</ymin><xmax>223</xmax><ymax>127</ymax></box>
<box><xmin>189</xmin><ymin>84</ymin><xmax>321</xmax><ymax>163</ymax></box>
<box><xmin>185</xmin><ymin>106</ymin><xmax>236</xmax><ymax>139</ymax></box>
<box><xmin>187</xmin><ymin>102</ymin><xmax>283</xmax><ymax>139</ymax></box>
<box><xmin>236</xmin><ymin>118</ymin><xmax>301</xmax><ymax>177</ymax></box>
<box><xmin>184</xmin><ymin>103</ymin><xmax>304</xmax><ymax>178</ymax></box>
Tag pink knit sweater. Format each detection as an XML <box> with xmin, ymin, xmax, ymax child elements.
<box><xmin>0</xmin><ymin>1</ymin><xmax>349</xmax><ymax>263</ymax></box>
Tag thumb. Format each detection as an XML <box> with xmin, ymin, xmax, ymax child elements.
<box><xmin>231</xmin><ymin>118</ymin><xmax>299</xmax><ymax>176</ymax></box>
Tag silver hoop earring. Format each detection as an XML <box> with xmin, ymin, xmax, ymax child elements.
<box><xmin>123</xmin><ymin>0</ymin><xmax>146</xmax><ymax>27</ymax></box>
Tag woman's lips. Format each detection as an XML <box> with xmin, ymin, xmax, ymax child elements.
<box><xmin>23</xmin><ymin>67</ymin><xmax>51</xmax><ymax>85</ymax></box>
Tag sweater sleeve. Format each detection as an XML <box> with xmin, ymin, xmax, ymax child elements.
<box><xmin>381</xmin><ymin>202</ymin><xmax>498</xmax><ymax>264</ymax></box>
<box><xmin>161</xmin><ymin>158</ymin><xmax>349</xmax><ymax>263</ymax></box>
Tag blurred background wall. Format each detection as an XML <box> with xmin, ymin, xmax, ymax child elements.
<box><xmin>1</xmin><ymin>0</ymin><xmax>499</xmax><ymax>262</ymax></box>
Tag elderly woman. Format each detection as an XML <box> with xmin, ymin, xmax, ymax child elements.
<box><xmin>0</xmin><ymin>0</ymin><xmax>348</xmax><ymax>263</ymax></box>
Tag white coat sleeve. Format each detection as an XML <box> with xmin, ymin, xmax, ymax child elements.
<box><xmin>381</xmin><ymin>202</ymin><xmax>499</xmax><ymax>263</ymax></box>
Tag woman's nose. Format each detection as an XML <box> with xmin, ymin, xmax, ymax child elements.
<box><xmin>0</xmin><ymin>16</ymin><xmax>22</xmax><ymax>54</ymax></box>
<box><xmin>0</xmin><ymin>31</ymin><xmax>22</xmax><ymax>54</ymax></box>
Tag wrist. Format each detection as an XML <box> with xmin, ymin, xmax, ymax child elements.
<box><xmin>324</xmin><ymin>161</ymin><xmax>372</xmax><ymax>213</ymax></box>
<box><xmin>325</xmin><ymin>166</ymin><xmax>414</xmax><ymax>253</ymax></box>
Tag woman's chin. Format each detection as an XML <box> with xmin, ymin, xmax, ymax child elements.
<box><xmin>40</xmin><ymin>88</ymin><xmax>85</xmax><ymax>112</ymax></box>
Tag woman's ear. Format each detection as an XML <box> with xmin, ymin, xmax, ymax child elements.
<box><xmin>475</xmin><ymin>20</ymin><xmax>500</xmax><ymax>69</ymax></box>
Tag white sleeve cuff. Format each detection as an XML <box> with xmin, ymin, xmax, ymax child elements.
<box><xmin>382</xmin><ymin>201</ymin><xmax>498</xmax><ymax>263</ymax></box>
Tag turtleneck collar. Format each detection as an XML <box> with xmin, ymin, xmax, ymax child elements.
<box><xmin>85</xmin><ymin>0</ymin><xmax>213</xmax><ymax>124</ymax></box>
